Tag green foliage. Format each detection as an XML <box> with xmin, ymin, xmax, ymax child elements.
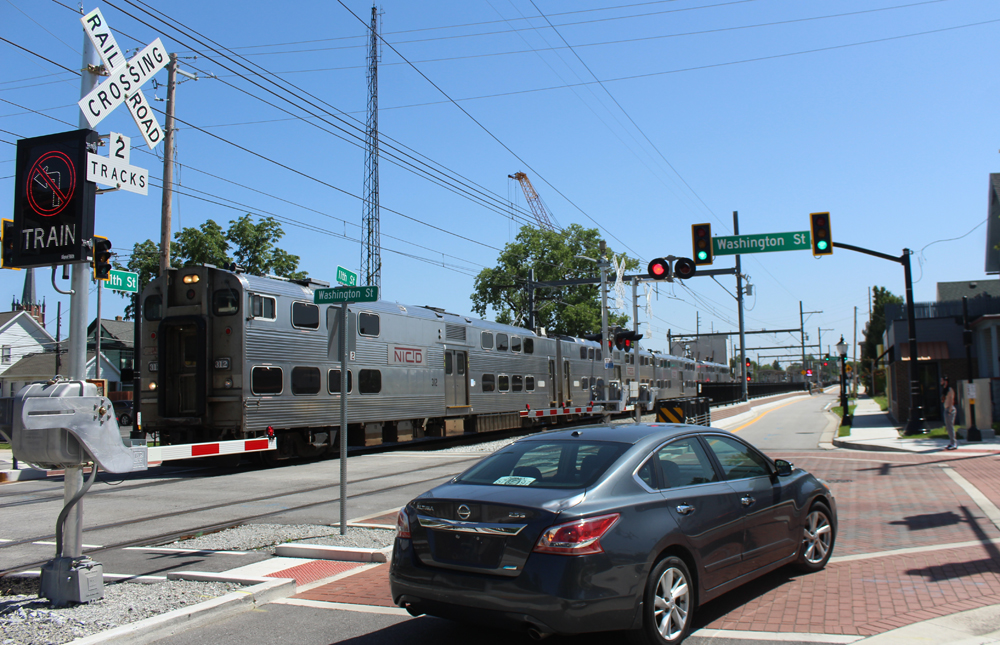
<box><xmin>863</xmin><ymin>286</ymin><xmax>903</xmax><ymax>363</ymax></box>
<box><xmin>470</xmin><ymin>224</ymin><xmax>637</xmax><ymax>337</ymax></box>
<box><xmin>873</xmin><ymin>395</ymin><xmax>888</xmax><ymax>411</ymax></box>
<box><xmin>226</xmin><ymin>215</ymin><xmax>306</xmax><ymax>280</ymax></box>
<box><xmin>173</xmin><ymin>219</ymin><xmax>229</xmax><ymax>267</ymax></box>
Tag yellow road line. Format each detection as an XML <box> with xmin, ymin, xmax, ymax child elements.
<box><xmin>729</xmin><ymin>398</ymin><xmax>806</xmax><ymax>433</ymax></box>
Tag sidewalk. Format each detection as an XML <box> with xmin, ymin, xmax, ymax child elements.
<box><xmin>833</xmin><ymin>395</ymin><xmax>1000</xmax><ymax>454</ymax></box>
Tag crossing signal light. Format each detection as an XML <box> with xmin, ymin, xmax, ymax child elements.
<box><xmin>673</xmin><ymin>257</ymin><xmax>695</xmax><ymax>279</ymax></box>
<box><xmin>809</xmin><ymin>212</ymin><xmax>833</xmax><ymax>256</ymax></box>
<box><xmin>93</xmin><ymin>236</ymin><xmax>112</xmax><ymax>280</ymax></box>
<box><xmin>692</xmin><ymin>223</ymin><xmax>712</xmax><ymax>265</ymax></box>
<box><xmin>1</xmin><ymin>219</ymin><xmax>16</xmax><ymax>270</ymax></box>
<box><xmin>647</xmin><ymin>257</ymin><xmax>670</xmax><ymax>280</ymax></box>
<box><xmin>615</xmin><ymin>330</ymin><xmax>643</xmax><ymax>352</ymax></box>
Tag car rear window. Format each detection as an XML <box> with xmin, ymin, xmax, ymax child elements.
<box><xmin>456</xmin><ymin>440</ymin><xmax>627</xmax><ymax>489</ymax></box>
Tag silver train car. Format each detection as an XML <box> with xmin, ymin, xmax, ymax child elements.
<box><xmin>138</xmin><ymin>265</ymin><xmax>732</xmax><ymax>461</ymax></box>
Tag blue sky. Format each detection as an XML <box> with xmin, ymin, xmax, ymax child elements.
<box><xmin>2</xmin><ymin>0</ymin><xmax>998</xmax><ymax>365</ymax></box>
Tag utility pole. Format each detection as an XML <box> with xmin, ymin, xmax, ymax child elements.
<box><xmin>55</xmin><ymin>302</ymin><xmax>62</xmax><ymax>376</ymax></box>
<box><xmin>853</xmin><ymin>306</ymin><xmax>858</xmax><ymax>396</ymax></box>
<box><xmin>734</xmin><ymin>211</ymin><xmax>747</xmax><ymax>401</ymax></box>
<box><xmin>633</xmin><ymin>276</ymin><xmax>641</xmax><ymax>423</ymax></box>
<box><xmin>360</xmin><ymin>5</ymin><xmax>381</xmax><ymax>289</ymax></box>
<box><xmin>159</xmin><ymin>53</ymin><xmax>177</xmax><ymax>277</ymax></box>
<box><xmin>95</xmin><ymin>281</ymin><xmax>101</xmax><ymax>380</ymax></box>
<box><xmin>600</xmin><ymin>241</ymin><xmax>610</xmax><ymax>423</ymax></box>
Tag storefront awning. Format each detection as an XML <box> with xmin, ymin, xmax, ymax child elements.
<box><xmin>898</xmin><ymin>341</ymin><xmax>949</xmax><ymax>361</ymax></box>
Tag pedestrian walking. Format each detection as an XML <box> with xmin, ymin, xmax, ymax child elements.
<box><xmin>941</xmin><ymin>375</ymin><xmax>958</xmax><ymax>450</ymax></box>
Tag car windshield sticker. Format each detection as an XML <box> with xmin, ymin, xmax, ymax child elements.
<box><xmin>494</xmin><ymin>476</ymin><xmax>535</xmax><ymax>486</ymax></box>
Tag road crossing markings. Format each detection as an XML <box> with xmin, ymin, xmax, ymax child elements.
<box><xmin>123</xmin><ymin>546</ymin><xmax>251</xmax><ymax>555</ymax></box>
<box><xmin>940</xmin><ymin>465</ymin><xmax>1000</xmax><ymax>532</ymax></box>
<box><xmin>690</xmin><ymin>628</ymin><xmax>861</xmax><ymax>643</ymax></box>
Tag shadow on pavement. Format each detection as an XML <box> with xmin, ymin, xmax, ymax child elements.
<box><xmin>334</xmin><ymin>615</ymin><xmax>613</xmax><ymax>645</ymax></box>
<box><xmin>906</xmin><ymin>506</ymin><xmax>1000</xmax><ymax>582</ymax></box>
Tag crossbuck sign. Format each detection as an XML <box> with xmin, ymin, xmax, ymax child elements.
<box><xmin>77</xmin><ymin>8</ymin><xmax>168</xmax><ymax>150</ymax></box>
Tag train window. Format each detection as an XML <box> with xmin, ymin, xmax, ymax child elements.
<box><xmin>213</xmin><ymin>289</ymin><xmax>239</xmax><ymax>316</ymax></box>
<box><xmin>359</xmin><ymin>369</ymin><xmax>382</xmax><ymax>394</ymax></box>
<box><xmin>588</xmin><ymin>348</ymin><xmax>595</xmax><ymax>360</ymax></box>
<box><xmin>445</xmin><ymin>352</ymin><xmax>452</xmax><ymax>375</ymax></box>
<box><xmin>498</xmin><ymin>374</ymin><xmax>510</xmax><ymax>392</ymax></box>
<box><xmin>511</xmin><ymin>336</ymin><xmax>521</xmax><ymax>353</ymax></box>
<box><xmin>596</xmin><ymin>349</ymin><xmax>601</xmax><ymax>361</ymax></box>
<box><xmin>523</xmin><ymin>338</ymin><xmax>534</xmax><ymax>354</ymax></box>
<box><xmin>482</xmin><ymin>373</ymin><xmax>495</xmax><ymax>392</ymax></box>
<box><xmin>328</xmin><ymin>369</ymin><xmax>354</xmax><ymax>394</ymax></box>
<box><xmin>481</xmin><ymin>332</ymin><xmax>494</xmax><ymax>350</ymax></box>
<box><xmin>581</xmin><ymin>377</ymin><xmax>589</xmax><ymax>390</ymax></box>
<box><xmin>143</xmin><ymin>295</ymin><xmax>162</xmax><ymax>321</ymax></box>
<box><xmin>496</xmin><ymin>334</ymin><xmax>509</xmax><ymax>351</ymax></box>
<box><xmin>291</xmin><ymin>367</ymin><xmax>321</xmax><ymax>395</ymax></box>
<box><xmin>250</xmin><ymin>295</ymin><xmax>276</xmax><ymax>320</ymax></box>
<box><xmin>525</xmin><ymin>376</ymin><xmax>535</xmax><ymax>391</ymax></box>
<box><xmin>292</xmin><ymin>302</ymin><xmax>320</xmax><ymax>329</ymax></box>
<box><xmin>512</xmin><ymin>375</ymin><xmax>523</xmax><ymax>392</ymax></box>
<box><xmin>358</xmin><ymin>313</ymin><xmax>379</xmax><ymax>337</ymax></box>
<box><xmin>251</xmin><ymin>366</ymin><xmax>282</xmax><ymax>395</ymax></box>
<box><xmin>579</xmin><ymin>347</ymin><xmax>587</xmax><ymax>360</ymax></box>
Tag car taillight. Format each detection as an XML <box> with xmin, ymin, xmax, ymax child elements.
<box><xmin>533</xmin><ymin>513</ymin><xmax>619</xmax><ymax>555</ymax></box>
<box><xmin>396</xmin><ymin>507</ymin><xmax>411</xmax><ymax>540</ymax></box>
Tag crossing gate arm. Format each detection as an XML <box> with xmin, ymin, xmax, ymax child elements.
<box><xmin>146</xmin><ymin>437</ymin><xmax>276</xmax><ymax>463</ymax></box>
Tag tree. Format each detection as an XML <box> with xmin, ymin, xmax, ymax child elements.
<box><xmin>862</xmin><ymin>286</ymin><xmax>903</xmax><ymax>362</ymax></box>
<box><xmin>470</xmin><ymin>224</ymin><xmax>638</xmax><ymax>337</ymax></box>
<box><xmin>772</xmin><ymin>359</ymin><xmax>781</xmax><ymax>371</ymax></box>
<box><xmin>227</xmin><ymin>215</ymin><xmax>305</xmax><ymax>279</ymax></box>
<box><xmin>173</xmin><ymin>219</ymin><xmax>229</xmax><ymax>267</ymax></box>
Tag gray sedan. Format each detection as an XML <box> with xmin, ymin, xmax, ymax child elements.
<box><xmin>389</xmin><ymin>423</ymin><xmax>836</xmax><ymax>643</ymax></box>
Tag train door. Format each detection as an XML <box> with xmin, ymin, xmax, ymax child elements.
<box><xmin>547</xmin><ymin>359</ymin><xmax>556</xmax><ymax>405</ymax></box>
<box><xmin>444</xmin><ymin>349</ymin><xmax>469</xmax><ymax>412</ymax></box>
<box><xmin>159</xmin><ymin>316</ymin><xmax>206</xmax><ymax>418</ymax></box>
<box><xmin>563</xmin><ymin>360</ymin><xmax>572</xmax><ymax>406</ymax></box>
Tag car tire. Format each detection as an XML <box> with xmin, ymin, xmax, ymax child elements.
<box><xmin>118</xmin><ymin>413</ymin><xmax>131</xmax><ymax>427</ymax></box>
<box><xmin>628</xmin><ymin>555</ymin><xmax>695</xmax><ymax>645</ymax></box>
<box><xmin>794</xmin><ymin>501</ymin><xmax>835</xmax><ymax>572</ymax></box>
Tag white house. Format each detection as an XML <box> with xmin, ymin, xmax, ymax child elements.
<box><xmin>0</xmin><ymin>350</ymin><xmax>118</xmax><ymax>398</ymax></box>
<box><xmin>0</xmin><ymin>311</ymin><xmax>56</xmax><ymax>381</ymax></box>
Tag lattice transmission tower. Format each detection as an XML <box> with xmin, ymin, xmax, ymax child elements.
<box><xmin>361</xmin><ymin>5</ymin><xmax>382</xmax><ymax>290</ymax></box>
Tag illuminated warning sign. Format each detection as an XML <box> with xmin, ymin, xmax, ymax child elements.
<box><xmin>11</xmin><ymin>130</ymin><xmax>97</xmax><ymax>268</ymax></box>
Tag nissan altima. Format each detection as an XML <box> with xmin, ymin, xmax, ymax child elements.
<box><xmin>389</xmin><ymin>423</ymin><xmax>836</xmax><ymax>643</ymax></box>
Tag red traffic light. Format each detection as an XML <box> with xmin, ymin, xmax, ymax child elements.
<box><xmin>673</xmin><ymin>257</ymin><xmax>695</xmax><ymax>279</ymax></box>
<box><xmin>647</xmin><ymin>257</ymin><xmax>669</xmax><ymax>279</ymax></box>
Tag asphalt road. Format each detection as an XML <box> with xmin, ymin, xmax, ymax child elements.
<box><xmin>726</xmin><ymin>387</ymin><xmax>840</xmax><ymax>451</ymax></box>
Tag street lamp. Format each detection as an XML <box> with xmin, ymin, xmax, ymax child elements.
<box><xmin>836</xmin><ymin>336</ymin><xmax>849</xmax><ymax>422</ymax></box>
<box><xmin>575</xmin><ymin>249</ymin><xmax>611</xmax><ymax>423</ymax></box>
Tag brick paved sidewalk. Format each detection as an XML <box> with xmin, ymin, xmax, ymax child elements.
<box><xmin>289</xmin><ymin>450</ymin><xmax>1000</xmax><ymax>639</ymax></box>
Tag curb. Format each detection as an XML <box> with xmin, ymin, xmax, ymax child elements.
<box><xmin>66</xmin><ymin>576</ymin><xmax>295</xmax><ymax>645</ymax></box>
<box><xmin>274</xmin><ymin>543</ymin><xmax>390</xmax><ymax>562</ymax></box>
<box><xmin>0</xmin><ymin>468</ymin><xmax>51</xmax><ymax>483</ymax></box>
<box><xmin>831</xmin><ymin>437</ymin><xmax>911</xmax><ymax>453</ymax></box>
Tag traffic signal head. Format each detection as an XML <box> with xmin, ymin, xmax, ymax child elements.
<box><xmin>806</xmin><ymin>369</ymin><xmax>813</xmax><ymax>376</ymax></box>
<box><xmin>692</xmin><ymin>223</ymin><xmax>712</xmax><ymax>265</ymax></box>
<box><xmin>647</xmin><ymin>257</ymin><xmax>670</xmax><ymax>280</ymax></box>
<box><xmin>673</xmin><ymin>257</ymin><xmax>695</xmax><ymax>279</ymax></box>
<box><xmin>93</xmin><ymin>236</ymin><xmax>112</xmax><ymax>280</ymax></box>
<box><xmin>583</xmin><ymin>332</ymin><xmax>603</xmax><ymax>343</ymax></box>
<box><xmin>614</xmin><ymin>330</ymin><xmax>628</xmax><ymax>351</ymax></box>
<box><xmin>1</xmin><ymin>219</ymin><xmax>15</xmax><ymax>270</ymax></box>
<box><xmin>809</xmin><ymin>212</ymin><xmax>833</xmax><ymax>256</ymax></box>
<box><xmin>746</xmin><ymin>358</ymin><xmax>751</xmax><ymax>368</ymax></box>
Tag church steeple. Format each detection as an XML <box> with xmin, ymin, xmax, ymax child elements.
<box><xmin>12</xmin><ymin>267</ymin><xmax>45</xmax><ymax>326</ymax></box>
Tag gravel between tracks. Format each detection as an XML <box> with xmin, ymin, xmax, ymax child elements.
<box><xmin>0</xmin><ymin>577</ymin><xmax>240</xmax><ymax>645</ymax></box>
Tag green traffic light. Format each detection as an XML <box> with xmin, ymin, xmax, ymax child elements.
<box><xmin>817</xmin><ymin>240</ymin><xmax>828</xmax><ymax>250</ymax></box>
<box><xmin>697</xmin><ymin>251</ymin><xmax>707</xmax><ymax>260</ymax></box>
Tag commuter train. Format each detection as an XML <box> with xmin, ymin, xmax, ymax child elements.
<box><xmin>138</xmin><ymin>265</ymin><xmax>732</xmax><ymax>462</ymax></box>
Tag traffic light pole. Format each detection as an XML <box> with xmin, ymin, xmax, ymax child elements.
<box><xmin>600</xmin><ymin>246</ymin><xmax>610</xmax><ymax>423</ymax></box>
<box><xmin>633</xmin><ymin>276</ymin><xmax>641</xmax><ymax>423</ymax></box>
<box><xmin>734</xmin><ymin>211</ymin><xmax>748</xmax><ymax>401</ymax></box>
<box><xmin>833</xmin><ymin>241</ymin><xmax>923</xmax><ymax>435</ymax></box>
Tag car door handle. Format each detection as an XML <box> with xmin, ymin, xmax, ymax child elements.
<box><xmin>741</xmin><ymin>496</ymin><xmax>755</xmax><ymax>507</ymax></box>
<box><xmin>675</xmin><ymin>504</ymin><xmax>696</xmax><ymax>515</ymax></box>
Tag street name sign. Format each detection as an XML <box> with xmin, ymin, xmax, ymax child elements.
<box><xmin>78</xmin><ymin>10</ymin><xmax>168</xmax><ymax>150</ymax></box>
<box><xmin>336</xmin><ymin>265</ymin><xmax>358</xmax><ymax>287</ymax></box>
<box><xmin>107</xmin><ymin>268</ymin><xmax>139</xmax><ymax>293</ymax></box>
<box><xmin>713</xmin><ymin>231</ymin><xmax>811</xmax><ymax>256</ymax></box>
<box><xmin>314</xmin><ymin>286</ymin><xmax>378</xmax><ymax>304</ymax></box>
<box><xmin>87</xmin><ymin>133</ymin><xmax>148</xmax><ymax>196</ymax></box>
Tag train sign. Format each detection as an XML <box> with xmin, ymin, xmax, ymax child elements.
<box><xmin>314</xmin><ymin>286</ymin><xmax>379</xmax><ymax>304</ymax></box>
<box><xmin>10</xmin><ymin>129</ymin><xmax>98</xmax><ymax>268</ymax></box>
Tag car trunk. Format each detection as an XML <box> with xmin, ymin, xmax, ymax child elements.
<box><xmin>408</xmin><ymin>484</ymin><xmax>570</xmax><ymax>578</ymax></box>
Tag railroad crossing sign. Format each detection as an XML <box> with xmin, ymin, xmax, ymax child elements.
<box><xmin>314</xmin><ymin>286</ymin><xmax>378</xmax><ymax>304</ymax></box>
<box><xmin>107</xmin><ymin>268</ymin><xmax>139</xmax><ymax>293</ymax></box>
<box><xmin>87</xmin><ymin>133</ymin><xmax>148</xmax><ymax>196</ymax></box>
<box><xmin>78</xmin><ymin>8</ymin><xmax>168</xmax><ymax>149</ymax></box>
<box><xmin>336</xmin><ymin>265</ymin><xmax>358</xmax><ymax>287</ymax></box>
<box><xmin>713</xmin><ymin>231</ymin><xmax>811</xmax><ymax>256</ymax></box>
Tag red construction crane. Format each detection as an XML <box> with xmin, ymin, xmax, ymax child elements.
<box><xmin>509</xmin><ymin>171</ymin><xmax>557</xmax><ymax>231</ymax></box>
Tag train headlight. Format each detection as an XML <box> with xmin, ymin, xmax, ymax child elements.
<box><xmin>148</xmin><ymin>381</ymin><xmax>157</xmax><ymax>390</ymax></box>
<box><xmin>182</xmin><ymin>274</ymin><xmax>200</xmax><ymax>284</ymax></box>
<box><xmin>224</xmin><ymin>377</ymin><xmax>233</xmax><ymax>389</ymax></box>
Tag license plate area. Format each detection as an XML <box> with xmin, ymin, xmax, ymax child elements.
<box><xmin>430</xmin><ymin>531</ymin><xmax>505</xmax><ymax>569</ymax></box>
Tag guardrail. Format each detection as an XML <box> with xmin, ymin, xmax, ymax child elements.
<box><xmin>697</xmin><ymin>382</ymin><xmax>808</xmax><ymax>407</ymax></box>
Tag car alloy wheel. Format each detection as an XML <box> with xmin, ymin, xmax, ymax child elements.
<box><xmin>630</xmin><ymin>555</ymin><xmax>694</xmax><ymax>644</ymax></box>
<box><xmin>796</xmin><ymin>501</ymin><xmax>835</xmax><ymax>571</ymax></box>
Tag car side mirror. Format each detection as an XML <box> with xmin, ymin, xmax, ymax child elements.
<box><xmin>774</xmin><ymin>459</ymin><xmax>793</xmax><ymax>477</ymax></box>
